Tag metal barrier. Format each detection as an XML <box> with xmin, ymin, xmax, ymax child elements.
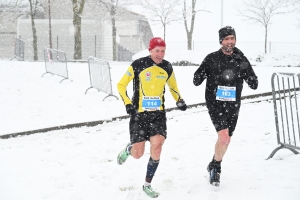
<box><xmin>267</xmin><ymin>72</ymin><xmax>300</xmax><ymax>159</ymax></box>
<box><xmin>10</xmin><ymin>37</ymin><xmax>25</xmax><ymax>61</ymax></box>
<box><xmin>85</xmin><ymin>56</ymin><xmax>119</xmax><ymax>101</ymax></box>
<box><xmin>42</xmin><ymin>48</ymin><xmax>69</xmax><ymax>83</ymax></box>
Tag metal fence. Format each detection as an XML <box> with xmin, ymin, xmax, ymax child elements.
<box><xmin>10</xmin><ymin>37</ymin><xmax>25</xmax><ymax>61</ymax></box>
<box><xmin>39</xmin><ymin>35</ymin><xmax>133</xmax><ymax>62</ymax></box>
<box><xmin>42</xmin><ymin>48</ymin><xmax>69</xmax><ymax>83</ymax></box>
<box><xmin>52</xmin><ymin>35</ymin><xmax>109</xmax><ymax>61</ymax></box>
<box><xmin>85</xmin><ymin>56</ymin><xmax>119</xmax><ymax>101</ymax></box>
<box><xmin>267</xmin><ymin>72</ymin><xmax>300</xmax><ymax>159</ymax></box>
<box><xmin>1</xmin><ymin>35</ymin><xmax>299</xmax><ymax>61</ymax></box>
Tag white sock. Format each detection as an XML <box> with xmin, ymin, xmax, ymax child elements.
<box><xmin>144</xmin><ymin>182</ymin><xmax>151</xmax><ymax>187</ymax></box>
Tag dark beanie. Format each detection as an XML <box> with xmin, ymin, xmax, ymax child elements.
<box><xmin>219</xmin><ymin>26</ymin><xmax>236</xmax><ymax>44</ymax></box>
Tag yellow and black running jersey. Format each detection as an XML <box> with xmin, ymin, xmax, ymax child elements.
<box><xmin>117</xmin><ymin>56</ymin><xmax>183</xmax><ymax>112</ymax></box>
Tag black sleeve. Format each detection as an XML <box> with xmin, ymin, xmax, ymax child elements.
<box><xmin>240</xmin><ymin>57</ymin><xmax>258</xmax><ymax>90</ymax></box>
<box><xmin>193</xmin><ymin>56</ymin><xmax>209</xmax><ymax>86</ymax></box>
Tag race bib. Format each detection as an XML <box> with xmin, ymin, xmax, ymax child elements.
<box><xmin>216</xmin><ymin>86</ymin><xmax>236</xmax><ymax>101</ymax></box>
<box><xmin>142</xmin><ymin>96</ymin><xmax>161</xmax><ymax>111</ymax></box>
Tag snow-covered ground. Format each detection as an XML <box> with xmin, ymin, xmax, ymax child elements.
<box><xmin>1</xmin><ymin>51</ymin><xmax>299</xmax><ymax>135</ymax></box>
<box><xmin>0</xmin><ymin>51</ymin><xmax>300</xmax><ymax>200</ymax></box>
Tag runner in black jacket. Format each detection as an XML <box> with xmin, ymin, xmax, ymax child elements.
<box><xmin>193</xmin><ymin>26</ymin><xmax>258</xmax><ymax>187</ymax></box>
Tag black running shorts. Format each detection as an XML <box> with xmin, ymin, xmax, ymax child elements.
<box><xmin>129</xmin><ymin>111</ymin><xmax>167</xmax><ymax>144</ymax></box>
<box><xmin>207</xmin><ymin>101</ymin><xmax>241</xmax><ymax>136</ymax></box>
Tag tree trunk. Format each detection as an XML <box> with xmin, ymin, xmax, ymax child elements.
<box><xmin>30</xmin><ymin>15</ymin><xmax>38</xmax><ymax>61</ymax></box>
<box><xmin>264</xmin><ymin>25</ymin><xmax>268</xmax><ymax>54</ymax></box>
<box><xmin>111</xmin><ymin>18</ymin><xmax>117</xmax><ymax>61</ymax></box>
<box><xmin>187</xmin><ymin>33</ymin><xmax>192</xmax><ymax>50</ymax></box>
<box><xmin>48</xmin><ymin>0</ymin><xmax>52</xmax><ymax>49</ymax></box>
<box><xmin>183</xmin><ymin>0</ymin><xmax>196</xmax><ymax>50</ymax></box>
<box><xmin>72</xmin><ymin>0</ymin><xmax>85</xmax><ymax>60</ymax></box>
<box><xmin>108</xmin><ymin>5</ymin><xmax>117</xmax><ymax>61</ymax></box>
<box><xmin>163</xmin><ymin>24</ymin><xmax>166</xmax><ymax>41</ymax></box>
<box><xmin>29</xmin><ymin>0</ymin><xmax>38</xmax><ymax>61</ymax></box>
<box><xmin>73</xmin><ymin>13</ymin><xmax>82</xmax><ymax>59</ymax></box>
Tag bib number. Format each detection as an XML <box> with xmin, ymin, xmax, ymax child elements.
<box><xmin>216</xmin><ymin>86</ymin><xmax>236</xmax><ymax>101</ymax></box>
<box><xmin>142</xmin><ymin>96</ymin><xmax>161</xmax><ymax>111</ymax></box>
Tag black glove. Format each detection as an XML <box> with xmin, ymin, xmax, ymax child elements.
<box><xmin>246</xmin><ymin>76</ymin><xmax>258</xmax><ymax>89</ymax></box>
<box><xmin>125</xmin><ymin>104</ymin><xmax>136</xmax><ymax>115</ymax></box>
<box><xmin>176</xmin><ymin>99</ymin><xmax>187</xmax><ymax>111</ymax></box>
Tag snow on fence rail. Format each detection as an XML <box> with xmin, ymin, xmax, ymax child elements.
<box><xmin>42</xmin><ymin>48</ymin><xmax>69</xmax><ymax>83</ymax></box>
<box><xmin>267</xmin><ymin>72</ymin><xmax>300</xmax><ymax>159</ymax></box>
<box><xmin>85</xmin><ymin>56</ymin><xmax>118</xmax><ymax>101</ymax></box>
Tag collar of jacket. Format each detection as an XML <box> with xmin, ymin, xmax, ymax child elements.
<box><xmin>219</xmin><ymin>47</ymin><xmax>244</xmax><ymax>61</ymax></box>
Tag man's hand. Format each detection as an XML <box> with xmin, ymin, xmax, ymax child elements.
<box><xmin>126</xmin><ymin>104</ymin><xmax>136</xmax><ymax>115</ymax></box>
<box><xmin>246</xmin><ymin>76</ymin><xmax>258</xmax><ymax>89</ymax></box>
<box><xmin>176</xmin><ymin>99</ymin><xmax>187</xmax><ymax>111</ymax></box>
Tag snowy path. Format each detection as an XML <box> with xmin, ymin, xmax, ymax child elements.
<box><xmin>1</xmin><ymin>101</ymin><xmax>299</xmax><ymax>200</ymax></box>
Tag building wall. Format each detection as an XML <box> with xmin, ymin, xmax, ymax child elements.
<box><xmin>0</xmin><ymin>10</ymin><xmax>18</xmax><ymax>59</ymax></box>
<box><xmin>0</xmin><ymin>35</ymin><xmax>15</xmax><ymax>60</ymax></box>
<box><xmin>116</xmin><ymin>19</ymin><xmax>154</xmax><ymax>53</ymax></box>
<box><xmin>0</xmin><ymin>12</ymin><xmax>17</xmax><ymax>33</ymax></box>
<box><xmin>0</xmin><ymin>1</ymin><xmax>152</xmax><ymax>61</ymax></box>
<box><xmin>116</xmin><ymin>20</ymin><xmax>137</xmax><ymax>35</ymax></box>
<box><xmin>17</xmin><ymin>19</ymin><xmax>113</xmax><ymax>61</ymax></box>
<box><xmin>42</xmin><ymin>0</ymin><xmax>152</xmax><ymax>53</ymax></box>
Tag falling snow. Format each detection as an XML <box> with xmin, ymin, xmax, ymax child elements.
<box><xmin>0</xmin><ymin>51</ymin><xmax>300</xmax><ymax>200</ymax></box>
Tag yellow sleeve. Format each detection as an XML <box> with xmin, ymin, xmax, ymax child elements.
<box><xmin>167</xmin><ymin>71</ymin><xmax>182</xmax><ymax>102</ymax></box>
<box><xmin>117</xmin><ymin>66</ymin><xmax>135</xmax><ymax>105</ymax></box>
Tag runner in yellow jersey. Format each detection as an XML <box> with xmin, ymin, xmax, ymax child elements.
<box><xmin>116</xmin><ymin>37</ymin><xmax>187</xmax><ymax>198</ymax></box>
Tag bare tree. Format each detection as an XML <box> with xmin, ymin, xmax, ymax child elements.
<box><xmin>141</xmin><ymin>0</ymin><xmax>182</xmax><ymax>40</ymax></box>
<box><xmin>28</xmin><ymin>0</ymin><xmax>40</xmax><ymax>61</ymax></box>
<box><xmin>0</xmin><ymin>0</ymin><xmax>9</xmax><ymax>7</ymax></box>
<box><xmin>182</xmin><ymin>0</ymin><xmax>210</xmax><ymax>50</ymax></box>
<box><xmin>290</xmin><ymin>0</ymin><xmax>300</xmax><ymax>27</ymax></box>
<box><xmin>47</xmin><ymin>0</ymin><xmax>52</xmax><ymax>49</ymax></box>
<box><xmin>237</xmin><ymin>0</ymin><xmax>291</xmax><ymax>53</ymax></box>
<box><xmin>96</xmin><ymin>0</ymin><xmax>138</xmax><ymax>61</ymax></box>
<box><xmin>96</xmin><ymin>0</ymin><xmax>121</xmax><ymax>61</ymax></box>
<box><xmin>71</xmin><ymin>0</ymin><xmax>85</xmax><ymax>60</ymax></box>
<box><xmin>0</xmin><ymin>2</ymin><xmax>17</xmax><ymax>29</ymax></box>
<box><xmin>1</xmin><ymin>0</ymin><xmax>43</xmax><ymax>61</ymax></box>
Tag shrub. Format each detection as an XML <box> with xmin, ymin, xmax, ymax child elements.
<box><xmin>172</xmin><ymin>60</ymin><xmax>199</xmax><ymax>66</ymax></box>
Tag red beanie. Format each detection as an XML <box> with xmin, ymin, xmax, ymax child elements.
<box><xmin>148</xmin><ymin>37</ymin><xmax>166</xmax><ymax>51</ymax></box>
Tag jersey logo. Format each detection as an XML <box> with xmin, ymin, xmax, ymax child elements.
<box><xmin>157</xmin><ymin>75</ymin><xmax>166</xmax><ymax>79</ymax></box>
<box><xmin>126</xmin><ymin>71</ymin><xmax>132</xmax><ymax>76</ymax></box>
<box><xmin>145</xmin><ymin>72</ymin><xmax>151</xmax><ymax>81</ymax></box>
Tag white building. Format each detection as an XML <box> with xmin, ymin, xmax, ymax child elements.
<box><xmin>0</xmin><ymin>0</ymin><xmax>153</xmax><ymax>61</ymax></box>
